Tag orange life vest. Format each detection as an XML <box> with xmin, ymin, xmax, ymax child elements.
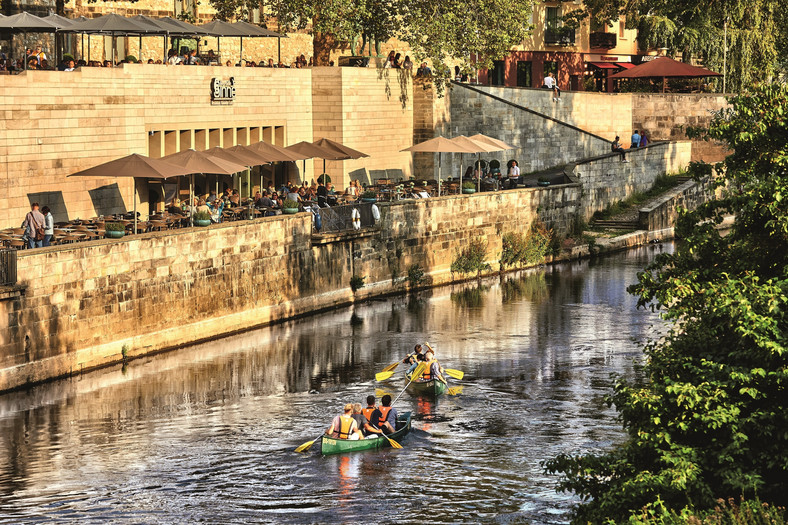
<box><xmin>336</xmin><ymin>414</ymin><xmax>356</xmax><ymax>439</ymax></box>
<box><xmin>377</xmin><ymin>406</ymin><xmax>392</xmax><ymax>427</ymax></box>
<box><xmin>422</xmin><ymin>359</ymin><xmax>436</xmax><ymax>380</ymax></box>
<box><xmin>362</xmin><ymin>406</ymin><xmax>376</xmax><ymax>422</ymax></box>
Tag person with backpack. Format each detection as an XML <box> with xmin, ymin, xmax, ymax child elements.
<box><xmin>23</xmin><ymin>202</ymin><xmax>46</xmax><ymax>249</ymax></box>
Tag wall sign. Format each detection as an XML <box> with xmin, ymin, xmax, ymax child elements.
<box><xmin>211</xmin><ymin>77</ymin><xmax>235</xmax><ymax>105</ymax></box>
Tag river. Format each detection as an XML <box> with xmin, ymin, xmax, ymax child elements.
<box><xmin>0</xmin><ymin>243</ymin><xmax>672</xmax><ymax>524</ymax></box>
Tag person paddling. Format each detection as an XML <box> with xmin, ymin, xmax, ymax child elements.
<box><xmin>370</xmin><ymin>394</ymin><xmax>398</xmax><ymax>435</ymax></box>
<box><xmin>403</xmin><ymin>344</ymin><xmax>424</xmax><ymax>376</ymax></box>
<box><xmin>361</xmin><ymin>395</ymin><xmax>379</xmax><ymax>437</ymax></box>
<box><xmin>421</xmin><ymin>348</ymin><xmax>447</xmax><ymax>384</ymax></box>
<box><xmin>326</xmin><ymin>403</ymin><xmax>363</xmax><ymax>440</ymax></box>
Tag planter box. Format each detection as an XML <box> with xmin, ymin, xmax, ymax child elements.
<box><xmin>360</xmin><ymin>198</ymin><xmax>377</xmax><ymax>203</ymax></box>
<box><xmin>537</xmin><ymin>181</ymin><xmax>551</xmax><ymax>187</ymax></box>
<box><xmin>105</xmin><ymin>230</ymin><xmax>125</xmax><ymax>239</ymax></box>
<box><xmin>283</xmin><ymin>208</ymin><xmax>299</xmax><ymax>215</ymax></box>
<box><xmin>194</xmin><ymin>219</ymin><xmax>212</xmax><ymax>227</ymax></box>
<box><xmin>462</xmin><ymin>188</ymin><xmax>476</xmax><ymax>194</ymax></box>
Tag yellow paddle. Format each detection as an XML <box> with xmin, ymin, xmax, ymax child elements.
<box><xmin>382</xmin><ymin>435</ymin><xmax>403</xmax><ymax>448</ymax></box>
<box><xmin>382</xmin><ymin>361</ymin><xmax>400</xmax><ymax>373</ymax></box>
<box><xmin>375</xmin><ymin>369</ymin><xmax>396</xmax><ymax>382</ymax></box>
<box><xmin>375</xmin><ymin>388</ymin><xmax>393</xmax><ymax>398</ymax></box>
<box><xmin>295</xmin><ymin>432</ymin><xmax>325</xmax><ymax>453</ymax></box>
<box><xmin>447</xmin><ymin>386</ymin><xmax>464</xmax><ymax>396</ymax></box>
<box><xmin>445</xmin><ymin>369</ymin><xmax>464</xmax><ymax>380</ymax></box>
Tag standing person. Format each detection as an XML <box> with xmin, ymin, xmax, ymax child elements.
<box><xmin>384</xmin><ymin>50</ymin><xmax>395</xmax><ymax>68</ymax></box>
<box><xmin>326</xmin><ymin>403</ymin><xmax>363</xmax><ymax>440</ymax></box>
<box><xmin>612</xmin><ymin>136</ymin><xmax>628</xmax><ymax>162</ymax></box>
<box><xmin>402</xmin><ymin>56</ymin><xmax>413</xmax><ymax>70</ymax></box>
<box><xmin>23</xmin><ymin>202</ymin><xmax>45</xmax><ymax>249</ymax></box>
<box><xmin>41</xmin><ymin>206</ymin><xmax>54</xmax><ymax>247</ymax></box>
<box><xmin>543</xmin><ymin>72</ymin><xmax>561</xmax><ymax>101</ymax></box>
<box><xmin>507</xmin><ymin>159</ymin><xmax>521</xmax><ymax>189</ymax></box>
<box><xmin>631</xmin><ymin>130</ymin><xmax>641</xmax><ymax>148</ymax></box>
<box><xmin>640</xmin><ymin>130</ymin><xmax>649</xmax><ymax>147</ymax></box>
<box><xmin>316</xmin><ymin>179</ymin><xmax>328</xmax><ymax>207</ymax></box>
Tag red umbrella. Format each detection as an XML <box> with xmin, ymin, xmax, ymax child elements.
<box><xmin>609</xmin><ymin>57</ymin><xmax>722</xmax><ymax>93</ymax></box>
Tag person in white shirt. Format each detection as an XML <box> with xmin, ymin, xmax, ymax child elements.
<box><xmin>543</xmin><ymin>72</ymin><xmax>561</xmax><ymax>102</ymax></box>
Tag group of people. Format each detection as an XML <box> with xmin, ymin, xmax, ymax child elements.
<box><xmin>402</xmin><ymin>343</ymin><xmax>446</xmax><ymax>383</ymax></box>
<box><xmin>22</xmin><ymin>202</ymin><xmax>54</xmax><ymax>249</ymax></box>
<box><xmin>462</xmin><ymin>159</ymin><xmax>521</xmax><ymax>189</ymax></box>
<box><xmin>384</xmin><ymin>51</ymin><xmax>413</xmax><ymax>70</ymax></box>
<box><xmin>611</xmin><ymin>130</ymin><xmax>650</xmax><ymax>162</ymax></box>
<box><xmin>326</xmin><ymin>394</ymin><xmax>398</xmax><ymax>441</ymax></box>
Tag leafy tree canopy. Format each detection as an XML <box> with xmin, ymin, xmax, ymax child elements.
<box><xmin>207</xmin><ymin>0</ymin><xmax>533</xmax><ymax>74</ymax></box>
<box><xmin>544</xmin><ymin>83</ymin><xmax>788</xmax><ymax>523</ymax></box>
<box><xmin>562</xmin><ymin>0</ymin><xmax>785</xmax><ymax>92</ymax></box>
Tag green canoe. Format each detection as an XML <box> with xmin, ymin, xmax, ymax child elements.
<box><xmin>321</xmin><ymin>411</ymin><xmax>412</xmax><ymax>455</ymax></box>
<box><xmin>407</xmin><ymin>378</ymin><xmax>448</xmax><ymax>397</ymax></box>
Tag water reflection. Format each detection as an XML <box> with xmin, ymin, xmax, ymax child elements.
<box><xmin>0</xmin><ymin>243</ymin><xmax>672</xmax><ymax>524</ymax></box>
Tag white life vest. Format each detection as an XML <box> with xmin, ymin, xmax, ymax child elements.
<box><xmin>371</xmin><ymin>204</ymin><xmax>380</xmax><ymax>222</ymax></box>
<box><xmin>351</xmin><ymin>208</ymin><xmax>361</xmax><ymax>230</ymax></box>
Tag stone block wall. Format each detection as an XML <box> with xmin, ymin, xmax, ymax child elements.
<box><xmin>631</xmin><ymin>93</ymin><xmax>729</xmax><ymax>163</ymax></box>
<box><xmin>446</xmin><ymin>83</ymin><xmax>612</xmax><ymax>177</ymax></box>
<box><xmin>638</xmin><ymin>178</ymin><xmax>714</xmax><ymax>231</ymax></box>
<box><xmin>0</xmin><ymin>185</ymin><xmax>582</xmax><ymax>391</ymax></box>
<box><xmin>570</xmin><ymin>141</ymin><xmax>692</xmax><ymax>220</ymax></box>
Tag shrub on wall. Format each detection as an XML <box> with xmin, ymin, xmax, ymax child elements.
<box><xmin>407</xmin><ymin>264</ymin><xmax>425</xmax><ymax>288</ymax></box>
<box><xmin>500</xmin><ymin>223</ymin><xmax>552</xmax><ymax>270</ymax></box>
<box><xmin>450</xmin><ymin>237</ymin><xmax>490</xmax><ymax>278</ymax></box>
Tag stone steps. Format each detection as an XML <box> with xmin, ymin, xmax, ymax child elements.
<box><xmin>592</xmin><ymin>219</ymin><xmax>640</xmax><ymax>230</ymax></box>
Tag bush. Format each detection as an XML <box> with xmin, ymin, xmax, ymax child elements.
<box><xmin>450</xmin><ymin>237</ymin><xmax>490</xmax><ymax>278</ymax></box>
<box><xmin>105</xmin><ymin>222</ymin><xmax>125</xmax><ymax>232</ymax></box>
<box><xmin>282</xmin><ymin>198</ymin><xmax>298</xmax><ymax>209</ymax></box>
<box><xmin>407</xmin><ymin>264</ymin><xmax>425</xmax><ymax>288</ymax></box>
<box><xmin>124</xmin><ymin>55</ymin><xmax>138</xmax><ymax>63</ymax></box>
<box><xmin>501</xmin><ymin>224</ymin><xmax>553</xmax><ymax>270</ymax></box>
<box><xmin>193</xmin><ymin>210</ymin><xmax>211</xmax><ymax>221</ymax></box>
<box><xmin>630</xmin><ymin>497</ymin><xmax>786</xmax><ymax>525</ymax></box>
<box><xmin>317</xmin><ymin>173</ymin><xmax>331</xmax><ymax>184</ymax></box>
<box><xmin>349</xmin><ymin>275</ymin><xmax>365</xmax><ymax>292</ymax></box>
<box><xmin>63</xmin><ymin>53</ymin><xmax>75</xmax><ymax>63</ymax></box>
<box><xmin>462</xmin><ymin>181</ymin><xmax>475</xmax><ymax>189</ymax></box>
<box><xmin>360</xmin><ymin>190</ymin><xmax>377</xmax><ymax>199</ymax></box>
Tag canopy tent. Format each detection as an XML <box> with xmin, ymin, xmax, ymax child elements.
<box><xmin>160</xmin><ymin>149</ymin><xmax>247</xmax><ymax>225</ymax></box>
<box><xmin>200</xmin><ymin>19</ymin><xmax>284</xmax><ymax>64</ymax></box>
<box><xmin>402</xmin><ymin>137</ymin><xmax>477</xmax><ymax>196</ymax></box>
<box><xmin>66</xmin><ymin>13</ymin><xmax>161</xmax><ymax>64</ymax></box>
<box><xmin>0</xmin><ymin>13</ymin><xmax>58</xmax><ymax>69</ymax></box>
<box><xmin>67</xmin><ymin>153</ymin><xmax>195</xmax><ymax>233</ymax></box>
<box><xmin>609</xmin><ymin>56</ymin><xmax>722</xmax><ymax>92</ymax></box>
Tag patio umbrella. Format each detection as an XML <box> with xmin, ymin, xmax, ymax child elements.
<box><xmin>609</xmin><ymin>56</ymin><xmax>722</xmax><ymax>93</ymax></box>
<box><xmin>286</xmin><ymin>141</ymin><xmax>350</xmax><ymax>184</ymax></box>
<box><xmin>311</xmin><ymin>138</ymin><xmax>369</xmax><ymax>183</ymax></box>
<box><xmin>205</xmin><ymin>146</ymin><xmax>271</xmax><ymax>207</ymax></box>
<box><xmin>68</xmin><ymin>14</ymin><xmax>160</xmax><ymax>64</ymax></box>
<box><xmin>0</xmin><ymin>13</ymin><xmax>59</xmax><ymax>70</ymax></box>
<box><xmin>245</xmin><ymin>141</ymin><xmax>307</xmax><ymax>162</ymax></box>
<box><xmin>402</xmin><ymin>137</ymin><xmax>476</xmax><ymax>196</ymax></box>
<box><xmin>468</xmin><ymin>134</ymin><xmax>513</xmax><ymax>151</ymax></box>
<box><xmin>160</xmin><ymin>149</ymin><xmax>246</xmax><ymax>226</ymax></box>
<box><xmin>199</xmin><ymin>19</ymin><xmax>251</xmax><ymax>63</ymax></box>
<box><xmin>450</xmin><ymin>136</ymin><xmax>500</xmax><ymax>191</ymax></box>
<box><xmin>67</xmin><ymin>153</ymin><xmax>195</xmax><ymax>234</ymax></box>
<box><xmin>228</xmin><ymin>20</ymin><xmax>286</xmax><ymax>63</ymax></box>
<box><xmin>41</xmin><ymin>14</ymin><xmax>75</xmax><ymax>65</ymax></box>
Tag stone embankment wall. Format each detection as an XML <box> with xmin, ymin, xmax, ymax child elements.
<box><xmin>0</xmin><ymin>186</ymin><xmax>582</xmax><ymax>392</ymax></box>
<box><xmin>638</xmin><ymin>178</ymin><xmax>714</xmax><ymax>231</ymax></box>
<box><xmin>568</xmin><ymin>141</ymin><xmax>692</xmax><ymax>219</ymax></box>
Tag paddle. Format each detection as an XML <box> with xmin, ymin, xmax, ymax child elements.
<box><xmin>382</xmin><ymin>361</ymin><xmax>400</xmax><ymax>373</ymax></box>
<box><xmin>375</xmin><ymin>369</ymin><xmax>396</xmax><ymax>382</ymax></box>
<box><xmin>444</xmin><ymin>369</ymin><xmax>464</xmax><ymax>380</ymax></box>
<box><xmin>447</xmin><ymin>386</ymin><xmax>464</xmax><ymax>396</ymax></box>
<box><xmin>295</xmin><ymin>432</ymin><xmax>324</xmax><ymax>453</ymax></box>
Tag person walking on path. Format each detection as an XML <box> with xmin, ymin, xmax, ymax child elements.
<box><xmin>23</xmin><ymin>202</ymin><xmax>45</xmax><ymax>249</ymax></box>
<box><xmin>612</xmin><ymin>136</ymin><xmax>628</xmax><ymax>162</ymax></box>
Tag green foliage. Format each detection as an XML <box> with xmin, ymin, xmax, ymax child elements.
<box><xmin>124</xmin><ymin>55</ymin><xmax>138</xmax><ymax>63</ymax></box>
<box><xmin>450</xmin><ymin>237</ymin><xmax>490</xmax><ymax>278</ymax></box>
<box><xmin>105</xmin><ymin>222</ymin><xmax>125</xmax><ymax>232</ymax></box>
<box><xmin>630</xmin><ymin>497</ymin><xmax>787</xmax><ymax>525</ymax></box>
<box><xmin>565</xmin><ymin>0</ymin><xmax>783</xmax><ymax>93</ymax></box>
<box><xmin>500</xmin><ymin>223</ymin><xmax>552</xmax><ymax>270</ymax></box>
<box><xmin>282</xmin><ymin>198</ymin><xmax>299</xmax><ymax>209</ymax></box>
<box><xmin>591</xmin><ymin>173</ymin><xmax>683</xmax><ymax>223</ymax></box>
<box><xmin>349</xmin><ymin>274</ymin><xmax>365</xmax><ymax>292</ymax></box>
<box><xmin>360</xmin><ymin>190</ymin><xmax>377</xmax><ymax>199</ymax></box>
<box><xmin>193</xmin><ymin>210</ymin><xmax>212</xmax><ymax>221</ymax></box>
<box><xmin>406</xmin><ymin>264</ymin><xmax>425</xmax><ymax>288</ymax></box>
<box><xmin>544</xmin><ymin>84</ymin><xmax>788</xmax><ymax>523</ymax></box>
<box><xmin>63</xmin><ymin>53</ymin><xmax>75</xmax><ymax>63</ymax></box>
<box><xmin>462</xmin><ymin>181</ymin><xmax>476</xmax><ymax>189</ymax></box>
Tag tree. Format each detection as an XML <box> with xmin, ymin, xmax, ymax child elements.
<box><xmin>544</xmin><ymin>83</ymin><xmax>788</xmax><ymax>523</ymax></box>
<box><xmin>562</xmin><ymin>0</ymin><xmax>783</xmax><ymax>93</ymax></box>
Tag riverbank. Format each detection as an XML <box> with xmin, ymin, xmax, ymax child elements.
<box><xmin>0</xmin><ymin>177</ymin><xmax>703</xmax><ymax>393</ymax></box>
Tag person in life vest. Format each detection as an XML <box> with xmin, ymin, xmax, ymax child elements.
<box><xmin>361</xmin><ymin>395</ymin><xmax>381</xmax><ymax>437</ymax></box>
<box><xmin>403</xmin><ymin>344</ymin><xmax>424</xmax><ymax>377</ymax></box>
<box><xmin>326</xmin><ymin>403</ymin><xmax>363</xmax><ymax>440</ymax></box>
<box><xmin>369</xmin><ymin>394</ymin><xmax>398</xmax><ymax>435</ymax></box>
<box><xmin>421</xmin><ymin>348</ymin><xmax>447</xmax><ymax>384</ymax></box>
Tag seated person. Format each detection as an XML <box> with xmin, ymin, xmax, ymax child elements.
<box><xmin>403</xmin><ymin>344</ymin><xmax>424</xmax><ymax>376</ymax></box>
<box><xmin>369</xmin><ymin>394</ymin><xmax>397</xmax><ymax>435</ymax></box>
<box><xmin>327</xmin><ymin>403</ymin><xmax>363</xmax><ymax>440</ymax></box>
<box><xmin>351</xmin><ymin>403</ymin><xmax>366</xmax><ymax>436</ymax></box>
<box><xmin>195</xmin><ymin>199</ymin><xmax>210</xmax><ymax>215</ymax></box>
<box><xmin>421</xmin><ymin>348</ymin><xmax>447</xmax><ymax>383</ymax></box>
<box><xmin>210</xmin><ymin>199</ymin><xmax>224</xmax><ymax>223</ymax></box>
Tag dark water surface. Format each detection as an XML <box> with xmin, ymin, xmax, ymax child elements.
<box><xmin>0</xmin><ymin>244</ymin><xmax>673</xmax><ymax>524</ymax></box>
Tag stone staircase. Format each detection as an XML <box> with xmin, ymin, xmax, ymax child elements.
<box><xmin>591</xmin><ymin>219</ymin><xmax>640</xmax><ymax>230</ymax></box>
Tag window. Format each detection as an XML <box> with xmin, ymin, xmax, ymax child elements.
<box><xmin>545</xmin><ymin>6</ymin><xmax>575</xmax><ymax>45</ymax></box>
<box><xmin>516</xmin><ymin>61</ymin><xmax>532</xmax><ymax>87</ymax></box>
<box><xmin>174</xmin><ymin>0</ymin><xmax>195</xmax><ymax>19</ymax></box>
<box><xmin>491</xmin><ymin>60</ymin><xmax>506</xmax><ymax>86</ymax></box>
<box><xmin>543</xmin><ymin>61</ymin><xmax>558</xmax><ymax>77</ymax></box>
<box><xmin>619</xmin><ymin>16</ymin><xmax>626</xmax><ymax>38</ymax></box>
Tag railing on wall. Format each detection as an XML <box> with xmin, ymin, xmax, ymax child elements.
<box><xmin>317</xmin><ymin>203</ymin><xmax>376</xmax><ymax>233</ymax></box>
<box><xmin>0</xmin><ymin>249</ymin><xmax>17</xmax><ymax>286</ymax></box>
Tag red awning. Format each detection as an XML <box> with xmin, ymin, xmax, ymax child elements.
<box><xmin>616</xmin><ymin>62</ymin><xmax>637</xmax><ymax>69</ymax></box>
<box><xmin>588</xmin><ymin>62</ymin><xmax>619</xmax><ymax>69</ymax></box>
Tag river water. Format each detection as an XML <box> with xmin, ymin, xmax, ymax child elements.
<box><xmin>0</xmin><ymin>243</ymin><xmax>673</xmax><ymax>524</ymax></box>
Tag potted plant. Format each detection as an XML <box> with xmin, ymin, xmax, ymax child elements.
<box><xmin>282</xmin><ymin>198</ymin><xmax>299</xmax><ymax>214</ymax></box>
<box><xmin>462</xmin><ymin>181</ymin><xmax>477</xmax><ymax>194</ymax></box>
<box><xmin>537</xmin><ymin>176</ymin><xmax>551</xmax><ymax>187</ymax></box>
<box><xmin>105</xmin><ymin>221</ymin><xmax>126</xmax><ymax>239</ymax></box>
<box><xmin>360</xmin><ymin>190</ymin><xmax>377</xmax><ymax>203</ymax></box>
<box><xmin>317</xmin><ymin>173</ymin><xmax>331</xmax><ymax>185</ymax></box>
<box><xmin>193</xmin><ymin>210</ymin><xmax>212</xmax><ymax>226</ymax></box>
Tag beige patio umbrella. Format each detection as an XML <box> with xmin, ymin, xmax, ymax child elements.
<box><xmin>455</xmin><ymin>135</ymin><xmax>512</xmax><ymax>191</ymax></box>
<box><xmin>67</xmin><ymin>153</ymin><xmax>195</xmax><ymax>234</ymax></box>
<box><xmin>205</xmin><ymin>146</ymin><xmax>271</xmax><ymax>205</ymax></box>
<box><xmin>160</xmin><ymin>149</ymin><xmax>246</xmax><ymax>226</ymax></box>
<box><xmin>312</xmin><ymin>138</ymin><xmax>369</xmax><ymax>184</ymax></box>
<box><xmin>244</xmin><ymin>141</ymin><xmax>307</xmax><ymax>162</ymax></box>
<box><xmin>468</xmin><ymin>134</ymin><xmax>514</xmax><ymax>151</ymax></box>
<box><xmin>402</xmin><ymin>137</ymin><xmax>476</xmax><ymax>196</ymax></box>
